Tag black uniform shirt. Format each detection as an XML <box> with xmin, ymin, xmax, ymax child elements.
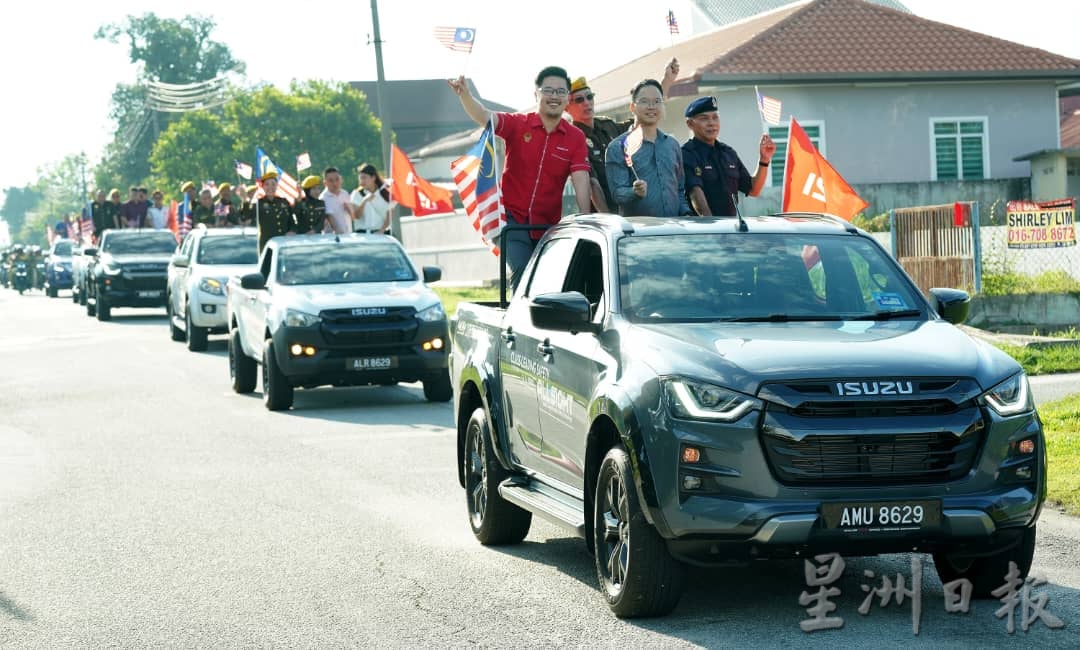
<box><xmin>682</xmin><ymin>138</ymin><xmax>753</xmax><ymax>217</ymax></box>
<box><xmin>256</xmin><ymin>196</ymin><xmax>294</xmax><ymax>252</ymax></box>
<box><xmin>575</xmin><ymin>116</ymin><xmax>632</xmax><ymax>211</ymax></box>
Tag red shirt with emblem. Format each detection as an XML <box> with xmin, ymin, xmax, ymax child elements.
<box><xmin>495</xmin><ymin>112</ymin><xmax>590</xmax><ymax>238</ymax></box>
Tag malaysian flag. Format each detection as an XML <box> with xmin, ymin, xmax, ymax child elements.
<box><xmin>296</xmin><ymin>152</ymin><xmax>311</xmax><ymax>172</ymax></box>
<box><xmin>666</xmin><ymin>10</ymin><xmax>679</xmax><ymax>35</ymax></box>
<box><xmin>450</xmin><ymin>121</ymin><xmax>505</xmax><ymax>255</ymax></box>
<box><xmin>235</xmin><ymin>160</ymin><xmax>253</xmax><ymax>180</ymax></box>
<box><xmin>80</xmin><ymin>201</ymin><xmax>94</xmax><ymax>245</ymax></box>
<box><xmin>756</xmin><ymin>87</ymin><xmax>782</xmax><ymax>126</ymax></box>
<box><xmin>255</xmin><ymin>147</ymin><xmax>301</xmax><ymax>204</ymax></box>
<box><xmin>434</xmin><ymin>27</ymin><xmax>476</xmax><ymax>53</ymax></box>
<box><xmin>177</xmin><ymin>194</ymin><xmax>192</xmax><ymax>238</ymax></box>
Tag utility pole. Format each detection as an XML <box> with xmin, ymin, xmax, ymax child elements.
<box><xmin>369</xmin><ymin>0</ymin><xmax>400</xmax><ymax>241</ymax></box>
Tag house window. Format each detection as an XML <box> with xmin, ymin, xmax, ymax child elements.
<box><xmin>768</xmin><ymin>122</ymin><xmax>824</xmax><ymax>187</ymax></box>
<box><xmin>1067</xmin><ymin>159</ymin><xmax>1080</xmax><ymax>177</ymax></box>
<box><xmin>931</xmin><ymin>118</ymin><xmax>987</xmax><ymax>180</ymax></box>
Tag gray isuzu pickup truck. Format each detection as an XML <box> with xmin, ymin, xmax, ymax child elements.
<box><xmin>451</xmin><ymin>213</ymin><xmax>1044</xmax><ymax>617</ymax></box>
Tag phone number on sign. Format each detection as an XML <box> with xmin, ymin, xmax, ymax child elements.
<box><xmin>1007</xmin><ymin>226</ymin><xmax>1076</xmax><ymax>246</ymax></box>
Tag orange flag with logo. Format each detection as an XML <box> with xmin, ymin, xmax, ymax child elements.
<box><xmin>390</xmin><ymin>144</ymin><xmax>454</xmax><ymax>216</ymax></box>
<box><xmin>782</xmin><ymin>118</ymin><xmax>868</xmax><ymax>220</ymax></box>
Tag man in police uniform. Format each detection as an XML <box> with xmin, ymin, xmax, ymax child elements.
<box><xmin>293</xmin><ymin>175</ymin><xmax>326</xmax><ymax>234</ymax></box>
<box><xmin>88</xmin><ymin>190</ymin><xmax>109</xmax><ymax>242</ymax></box>
<box><xmin>255</xmin><ymin>171</ymin><xmax>295</xmax><ymax>253</ymax></box>
<box><xmin>567</xmin><ymin>58</ymin><xmax>680</xmax><ymax>213</ymax></box>
<box><xmin>681</xmin><ymin>96</ymin><xmax>776</xmax><ymax>217</ymax></box>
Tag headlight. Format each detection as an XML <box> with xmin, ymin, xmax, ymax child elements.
<box><xmin>984</xmin><ymin>372</ymin><xmax>1032</xmax><ymax>416</ymax></box>
<box><xmin>417</xmin><ymin>302</ymin><xmax>446</xmax><ymax>322</ymax></box>
<box><xmin>102</xmin><ymin>263</ymin><xmax>122</xmax><ymax>275</ymax></box>
<box><xmin>284</xmin><ymin>308</ymin><xmax>320</xmax><ymax>327</ymax></box>
<box><xmin>663</xmin><ymin>378</ymin><xmax>759</xmax><ymax>421</ymax></box>
<box><xmin>198</xmin><ymin>277</ymin><xmax>224</xmax><ymax>295</ymax></box>
<box><xmin>52</xmin><ymin>263</ymin><xmax>65</xmax><ymax>271</ymax></box>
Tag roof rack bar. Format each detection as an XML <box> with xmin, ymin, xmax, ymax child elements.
<box><xmin>563</xmin><ymin>213</ymin><xmax>635</xmax><ymax>234</ymax></box>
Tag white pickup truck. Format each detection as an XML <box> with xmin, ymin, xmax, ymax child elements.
<box><xmin>226</xmin><ymin>234</ymin><xmax>451</xmax><ymax>410</ymax></box>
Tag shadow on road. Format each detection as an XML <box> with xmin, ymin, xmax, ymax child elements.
<box><xmin>0</xmin><ymin>589</ymin><xmax>34</xmax><ymax>621</ymax></box>
<box><xmin>273</xmin><ymin>384</ymin><xmax>453</xmax><ymax>427</ymax></box>
<box><xmin>97</xmin><ymin>311</ymin><xmax>168</xmax><ymax>327</ymax></box>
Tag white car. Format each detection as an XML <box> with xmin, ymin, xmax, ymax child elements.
<box><xmin>167</xmin><ymin>226</ymin><xmax>259</xmax><ymax>351</ymax></box>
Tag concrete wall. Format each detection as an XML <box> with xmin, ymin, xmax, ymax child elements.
<box><xmin>967</xmin><ymin>293</ymin><xmax>1080</xmax><ymax>330</ymax></box>
<box><xmin>399</xmin><ymin>210</ymin><xmax>498</xmax><ymax>284</ymax></box>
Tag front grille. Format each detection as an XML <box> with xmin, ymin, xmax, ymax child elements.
<box><xmin>115</xmin><ymin>274</ymin><xmax>167</xmax><ymax>291</ymax></box>
<box><xmin>763</xmin><ymin>430</ymin><xmax>981</xmax><ymax>486</ymax></box>
<box><xmin>319</xmin><ymin>307</ymin><xmax>418</xmax><ymax>346</ymax></box>
<box><xmin>790</xmin><ymin>399</ymin><xmax>958</xmax><ymax>418</ymax></box>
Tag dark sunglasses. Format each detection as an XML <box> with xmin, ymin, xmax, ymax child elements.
<box><xmin>572</xmin><ymin>92</ymin><xmax>595</xmax><ymax>104</ymax></box>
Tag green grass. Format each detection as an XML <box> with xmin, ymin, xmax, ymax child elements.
<box><xmin>981</xmin><ymin>270</ymin><xmax>1080</xmax><ymax>296</ymax></box>
<box><xmin>434</xmin><ymin>286</ymin><xmax>499</xmax><ymax>316</ymax></box>
<box><xmin>1039</xmin><ymin>394</ymin><xmax>1080</xmax><ymax>515</ymax></box>
<box><xmin>993</xmin><ymin>343</ymin><xmax>1080</xmax><ymax>376</ymax></box>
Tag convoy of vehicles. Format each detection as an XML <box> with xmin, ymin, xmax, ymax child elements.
<box><xmin>226</xmin><ymin>234</ymin><xmax>451</xmax><ymax>411</ymax></box>
<box><xmin>450</xmin><ymin>214</ymin><xmax>1044</xmax><ymax>617</ymax></box>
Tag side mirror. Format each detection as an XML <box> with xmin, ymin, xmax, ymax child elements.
<box><xmin>83</xmin><ymin>247</ymin><xmax>98</xmax><ymax>257</ymax></box>
<box><xmin>422</xmin><ymin>266</ymin><xmax>442</xmax><ymax>283</ymax></box>
<box><xmin>171</xmin><ymin>254</ymin><xmax>189</xmax><ymax>268</ymax></box>
<box><xmin>530</xmin><ymin>291</ymin><xmax>596</xmax><ymax>333</ymax></box>
<box><xmin>929</xmin><ymin>287</ymin><xmax>970</xmax><ymax>325</ymax></box>
<box><xmin>240</xmin><ymin>272</ymin><xmax>266</xmax><ymax>291</ymax></box>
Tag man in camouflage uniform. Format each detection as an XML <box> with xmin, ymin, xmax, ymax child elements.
<box><xmin>255</xmin><ymin>171</ymin><xmax>295</xmax><ymax>253</ymax></box>
<box><xmin>567</xmin><ymin>58</ymin><xmax>680</xmax><ymax>212</ymax></box>
<box><xmin>293</xmin><ymin>175</ymin><xmax>327</xmax><ymax>234</ymax></box>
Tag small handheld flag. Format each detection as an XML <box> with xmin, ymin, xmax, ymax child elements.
<box><xmin>666</xmin><ymin>10</ymin><xmax>680</xmax><ymax>35</ymax></box>
<box><xmin>623</xmin><ymin>127</ymin><xmax>644</xmax><ymax>181</ymax></box>
<box><xmin>434</xmin><ymin>27</ymin><xmax>476</xmax><ymax>53</ymax></box>
<box><xmin>755</xmin><ymin>87</ymin><xmax>782</xmax><ymax>127</ymax></box>
<box><xmin>296</xmin><ymin>152</ymin><xmax>311</xmax><ymax>172</ymax></box>
<box><xmin>234</xmin><ymin>160</ymin><xmax>253</xmax><ymax>180</ymax></box>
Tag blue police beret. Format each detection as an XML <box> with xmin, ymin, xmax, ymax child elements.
<box><xmin>685</xmin><ymin>96</ymin><xmax>718</xmax><ymax>118</ymax></box>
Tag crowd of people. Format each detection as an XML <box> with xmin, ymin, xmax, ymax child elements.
<box><xmin>67</xmin><ymin>164</ymin><xmax>395</xmax><ymax>253</ymax></box>
<box><xmin>448</xmin><ymin>58</ymin><xmax>777</xmax><ymax>287</ymax></box>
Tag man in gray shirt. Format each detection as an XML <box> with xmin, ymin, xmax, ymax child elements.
<box><xmin>604</xmin><ymin>79</ymin><xmax>693</xmax><ymax>217</ymax></box>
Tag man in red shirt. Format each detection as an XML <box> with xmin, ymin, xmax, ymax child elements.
<box><xmin>449</xmin><ymin>66</ymin><xmax>591</xmax><ymax>288</ymax></box>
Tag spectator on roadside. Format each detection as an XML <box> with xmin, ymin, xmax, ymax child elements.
<box><xmin>448</xmin><ymin>65</ymin><xmax>591</xmax><ymax>288</ymax></box>
<box><xmin>319</xmin><ymin>167</ymin><xmax>355</xmax><ymax>234</ymax></box>
<box><xmin>605</xmin><ymin>79</ymin><xmax>692</xmax><ymax>218</ymax></box>
<box><xmin>350</xmin><ymin>163</ymin><xmax>392</xmax><ymax>234</ymax></box>
<box><xmin>147</xmin><ymin>190</ymin><xmax>168</xmax><ymax>229</ymax></box>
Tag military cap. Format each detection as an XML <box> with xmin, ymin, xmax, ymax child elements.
<box><xmin>685</xmin><ymin>96</ymin><xmax>718</xmax><ymax>118</ymax></box>
<box><xmin>247</xmin><ymin>184</ymin><xmax>260</xmax><ymax>194</ymax></box>
<box><xmin>181</xmin><ymin>181</ymin><xmax>195</xmax><ymax>192</ymax></box>
<box><xmin>301</xmin><ymin>175</ymin><xmax>322</xmax><ymax>190</ymax></box>
<box><xmin>260</xmin><ymin>170</ymin><xmax>278</xmax><ymax>182</ymax></box>
<box><xmin>109</xmin><ymin>188</ymin><xmax>121</xmax><ymax>196</ymax></box>
<box><xmin>570</xmin><ymin>77</ymin><xmax>589</xmax><ymax>94</ymax></box>
<box><xmin>217</xmin><ymin>182</ymin><xmax>231</xmax><ymax>193</ymax></box>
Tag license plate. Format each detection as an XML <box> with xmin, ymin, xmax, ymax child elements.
<box><xmin>347</xmin><ymin>356</ymin><xmax>396</xmax><ymax>370</ymax></box>
<box><xmin>137</xmin><ymin>290</ymin><xmax>161</xmax><ymax>298</ymax></box>
<box><xmin>821</xmin><ymin>500</ymin><xmax>941</xmax><ymax>533</ymax></box>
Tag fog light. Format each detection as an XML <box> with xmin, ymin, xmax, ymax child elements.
<box><xmin>682</xmin><ymin>447</ymin><xmax>701</xmax><ymax>463</ymax></box>
<box><xmin>422</xmin><ymin>341</ymin><xmax>432</xmax><ymax>351</ymax></box>
<box><xmin>202</xmin><ymin>304</ymin><xmax>216</xmax><ymax>314</ymax></box>
<box><xmin>1018</xmin><ymin>439</ymin><xmax>1035</xmax><ymax>455</ymax></box>
<box><xmin>683</xmin><ymin>475</ymin><xmax>702</xmax><ymax>490</ymax></box>
<box><xmin>304</xmin><ymin>346</ymin><xmax>316</xmax><ymax>356</ymax></box>
<box><xmin>432</xmin><ymin>337</ymin><xmax>444</xmax><ymax>350</ymax></box>
<box><xmin>289</xmin><ymin>343</ymin><xmax>303</xmax><ymax>356</ymax></box>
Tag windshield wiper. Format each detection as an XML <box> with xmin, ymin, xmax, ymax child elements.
<box><xmin>849</xmin><ymin>309</ymin><xmax>923</xmax><ymax>320</ymax></box>
<box><xmin>718</xmin><ymin>314</ymin><xmax>847</xmax><ymax>322</ymax></box>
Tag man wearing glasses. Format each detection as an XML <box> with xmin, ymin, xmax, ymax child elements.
<box><xmin>449</xmin><ymin>66</ymin><xmax>591</xmax><ymax>288</ymax></box>
<box><xmin>567</xmin><ymin>58</ymin><xmax>680</xmax><ymax>213</ymax></box>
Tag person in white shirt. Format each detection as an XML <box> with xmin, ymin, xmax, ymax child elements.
<box><xmin>318</xmin><ymin>167</ymin><xmax>355</xmax><ymax>234</ymax></box>
<box><xmin>147</xmin><ymin>190</ymin><xmax>168</xmax><ymax>229</ymax></box>
<box><xmin>350</xmin><ymin>163</ymin><xmax>393</xmax><ymax>234</ymax></box>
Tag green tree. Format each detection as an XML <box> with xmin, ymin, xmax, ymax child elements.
<box><xmin>22</xmin><ymin>154</ymin><xmax>89</xmax><ymax>246</ymax></box>
<box><xmin>149</xmin><ymin>110</ymin><xmax>230</xmax><ymax>197</ymax></box>
<box><xmin>0</xmin><ymin>186</ymin><xmax>43</xmax><ymax>237</ymax></box>
<box><xmin>94</xmin><ymin>13</ymin><xmax>244</xmax><ymax>191</ymax></box>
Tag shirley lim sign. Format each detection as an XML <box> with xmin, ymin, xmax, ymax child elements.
<box><xmin>1006</xmin><ymin>198</ymin><xmax>1077</xmax><ymax>249</ymax></box>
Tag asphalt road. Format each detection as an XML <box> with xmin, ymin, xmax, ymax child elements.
<box><xmin>1</xmin><ymin>287</ymin><xmax>1078</xmax><ymax>647</ymax></box>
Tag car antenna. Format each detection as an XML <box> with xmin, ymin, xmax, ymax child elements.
<box><xmin>731</xmin><ymin>193</ymin><xmax>748</xmax><ymax>232</ymax></box>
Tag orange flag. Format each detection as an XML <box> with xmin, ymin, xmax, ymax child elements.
<box><xmin>782</xmin><ymin>118</ymin><xmax>868</xmax><ymax>220</ymax></box>
<box><xmin>167</xmin><ymin>200</ymin><xmax>178</xmax><ymax>234</ymax></box>
<box><xmin>390</xmin><ymin>144</ymin><xmax>454</xmax><ymax>216</ymax></box>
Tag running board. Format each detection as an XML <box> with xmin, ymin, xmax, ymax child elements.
<box><xmin>498</xmin><ymin>478</ymin><xmax>586</xmax><ymax>537</ymax></box>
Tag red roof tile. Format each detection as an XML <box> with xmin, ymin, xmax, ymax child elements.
<box><xmin>703</xmin><ymin>0</ymin><xmax>1080</xmax><ymax>79</ymax></box>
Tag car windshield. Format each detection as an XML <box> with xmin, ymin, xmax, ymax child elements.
<box><xmin>618</xmin><ymin>233</ymin><xmax>925</xmax><ymax>322</ymax></box>
<box><xmin>277</xmin><ymin>243</ymin><xmax>417</xmax><ymax>286</ymax></box>
<box><xmin>197</xmin><ymin>236</ymin><xmax>259</xmax><ymax>265</ymax></box>
<box><xmin>52</xmin><ymin>241</ymin><xmax>73</xmax><ymax>256</ymax></box>
<box><xmin>103</xmin><ymin>233</ymin><xmax>178</xmax><ymax>255</ymax></box>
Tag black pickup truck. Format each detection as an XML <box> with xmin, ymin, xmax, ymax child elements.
<box><xmin>450</xmin><ymin>213</ymin><xmax>1045</xmax><ymax>617</ymax></box>
<box><xmin>84</xmin><ymin>229</ymin><xmax>179</xmax><ymax>321</ymax></box>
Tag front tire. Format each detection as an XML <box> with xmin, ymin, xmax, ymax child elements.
<box><xmin>262</xmin><ymin>339</ymin><xmax>293</xmax><ymax>411</ymax></box>
<box><xmin>423</xmin><ymin>372</ymin><xmax>453</xmax><ymax>402</ymax></box>
<box><xmin>47</xmin><ymin>285</ymin><xmax>57</xmax><ymax>298</ymax></box>
<box><xmin>594</xmin><ymin>445</ymin><xmax>684</xmax><ymax>618</ymax></box>
<box><xmin>933</xmin><ymin>525</ymin><xmax>1037</xmax><ymax>597</ymax></box>
<box><xmin>229</xmin><ymin>328</ymin><xmax>257</xmax><ymax>394</ymax></box>
<box><xmin>167</xmin><ymin>297</ymin><xmax>184</xmax><ymax>341</ymax></box>
<box><xmin>463</xmin><ymin>407</ymin><xmax>531</xmax><ymax>545</ymax></box>
<box><xmin>186</xmin><ymin>305</ymin><xmax>208</xmax><ymax>351</ymax></box>
<box><xmin>96</xmin><ymin>294</ymin><xmax>110</xmax><ymax>321</ymax></box>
